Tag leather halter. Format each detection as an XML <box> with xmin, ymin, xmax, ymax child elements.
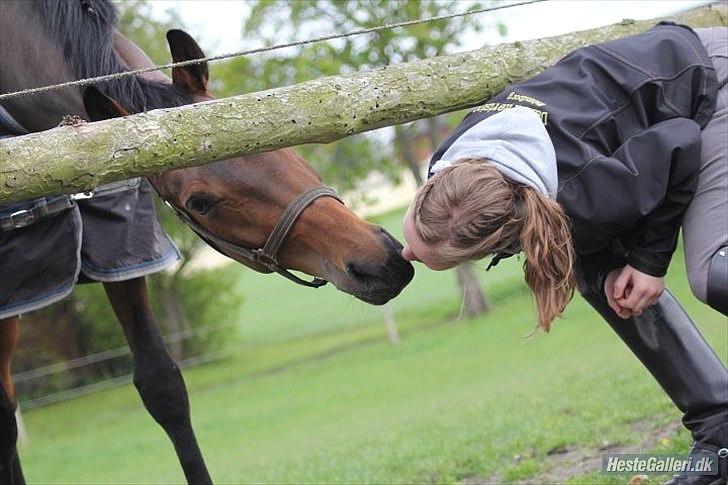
<box><xmin>165</xmin><ymin>186</ymin><xmax>343</xmax><ymax>288</ymax></box>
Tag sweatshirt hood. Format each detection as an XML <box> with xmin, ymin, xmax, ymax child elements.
<box><xmin>430</xmin><ymin>106</ymin><xmax>558</xmax><ymax>198</ymax></box>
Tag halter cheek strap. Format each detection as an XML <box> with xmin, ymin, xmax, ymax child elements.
<box><xmin>165</xmin><ymin>186</ymin><xmax>343</xmax><ymax>288</ymax></box>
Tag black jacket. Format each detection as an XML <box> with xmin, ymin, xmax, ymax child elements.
<box><xmin>430</xmin><ymin>23</ymin><xmax>718</xmax><ymax>277</ymax></box>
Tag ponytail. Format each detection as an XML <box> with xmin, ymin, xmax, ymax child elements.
<box><xmin>519</xmin><ymin>187</ymin><xmax>575</xmax><ymax>331</ymax></box>
<box><xmin>411</xmin><ymin>158</ymin><xmax>575</xmax><ymax>331</ymax></box>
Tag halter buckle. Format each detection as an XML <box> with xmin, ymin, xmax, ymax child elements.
<box><xmin>252</xmin><ymin>249</ymin><xmax>278</xmax><ymax>269</ymax></box>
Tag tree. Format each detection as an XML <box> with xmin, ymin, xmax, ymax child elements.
<box><xmin>241</xmin><ymin>0</ymin><xmax>501</xmax><ymax>315</ymax></box>
<box><xmin>117</xmin><ymin>1</ymin><xmax>185</xmax><ymax>66</ymax></box>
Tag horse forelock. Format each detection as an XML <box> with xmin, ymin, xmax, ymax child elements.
<box><xmin>34</xmin><ymin>0</ymin><xmax>191</xmax><ymax>112</ymax></box>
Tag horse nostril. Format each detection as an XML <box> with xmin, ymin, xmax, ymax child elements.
<box><xmin>346</xmin><ymin>261</ymin><xmax>381</xmax><ymax>283</ymax></box>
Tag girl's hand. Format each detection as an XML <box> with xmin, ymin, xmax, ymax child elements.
<box><xmin>608</xmin><ymin>264</ymin><xmax>665</xmax><ymax>318</ymax></box>
<box><xmin>604</xmin><ymin>268</ymin><xmax>634</xmax><ymax>319</ymax></box>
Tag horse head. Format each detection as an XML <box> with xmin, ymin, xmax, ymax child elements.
<box><xmin>84</xmin><ymin>30</ymin><xmax>414</xmax><ymax>305</ymax></box>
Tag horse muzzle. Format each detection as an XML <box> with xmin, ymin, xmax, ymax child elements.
<box><xmin>330</xmin><ymin>227</ymin><xmax>415</xmax><ymax>305</ymax></box>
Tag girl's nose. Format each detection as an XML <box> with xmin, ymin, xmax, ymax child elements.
<box><xmin>401</xmin><ymin>245</ymin><xmax>416</xmax><ymax>261</ymax></box>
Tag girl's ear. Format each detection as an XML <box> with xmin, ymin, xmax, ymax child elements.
<box><xmin>166</xmin><ymin>29</ymin><xmax>209</xmax><ymax>94</ymax></box>
<box><xmin>83</xmin><ymin>86</ymin><xmax>130</xmax><ymax>121</ymax></box>
<box><xmin>519</xmin><ymin>188</ymin><xmax>576</xmax><ymax>331</ymax></box>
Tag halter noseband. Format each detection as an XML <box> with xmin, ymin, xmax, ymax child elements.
<box><xmin>165</xmin><ymin>186</ymin><xmax>342</xmax><ymax>288</ymax></box>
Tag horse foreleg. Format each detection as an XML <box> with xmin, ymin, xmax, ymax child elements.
<box><xmin>0</xmin><ymin>316</ymin><xmax>24</xmax><ymax>485</ymax></box>
<box><xmin>103</xmin><ymin>278</ymin><xmax>212</xmax><ymax>485</ymax></box>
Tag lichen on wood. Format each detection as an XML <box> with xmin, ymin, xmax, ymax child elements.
<box><xmin>1</xmin><ymin>3</ymin><xmax>725</xmax><ymax>203</ymax></box>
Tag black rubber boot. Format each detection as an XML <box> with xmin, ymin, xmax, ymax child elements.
<box><xmin>663</xmin><ymin>443</ymin><xmax>728</xmax><ymax>485</ymax></box>
<box><xmin>578</xmin><ymin>281</ymin><xmax>728</xmax><ymax>485</ymax></box>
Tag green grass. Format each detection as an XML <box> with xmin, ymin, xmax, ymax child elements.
<box><xmin>18</xmin><ymin>207</ymin><xmax>728</xmax><ymax>484</ymax></box>
<box><xmin>230</xmin><ymin>207</ymin><xmax>524</xmax><ymax>346</ymax></box>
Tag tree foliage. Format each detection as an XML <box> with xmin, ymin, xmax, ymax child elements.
<box><xmin>236</xmin><ymin>0</ymin><xmax>503</xmax><ymax>188</ymax></box>
<box><xmin>236</xmin><ymin>0</ymin><xmax>502</xmax><ymax>315</ymax></box>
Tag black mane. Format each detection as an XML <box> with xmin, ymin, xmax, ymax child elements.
<box><xmin>35</xmin><ymin>0</ymin><xmax>191</xmax><ymax>112</ymax></box>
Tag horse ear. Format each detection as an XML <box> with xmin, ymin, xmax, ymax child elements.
<box><xmin>83</xmin><ymin>87</ymin><xmax>130</xmax><ymax>121</ymax></box>
<box><xmin>166</xmin><ymin>29</ymin><xmax>209</xmax><ymax>94</ymax></box>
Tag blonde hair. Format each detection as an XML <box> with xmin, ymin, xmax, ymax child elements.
<box><xmin>412</xmin><ymin>158</ymin><xmax>575</xmax><ymax>331</ymax></box>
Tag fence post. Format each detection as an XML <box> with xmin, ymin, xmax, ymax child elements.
<box><xmin>382</xmin><ymin>303</ymin><xmax>401</xmax><ymax>345</ymax></box>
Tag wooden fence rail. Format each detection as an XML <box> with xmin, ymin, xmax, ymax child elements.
<box><xmin>1</xmin><ymin>3</ymin><xmax>725</xmax><ymax>203</ymax></box>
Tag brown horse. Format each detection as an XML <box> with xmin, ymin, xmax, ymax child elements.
<box><xmin>0</xmin><ymin>1</ymin><xmax>413</xmax><ymax>483</ymax></box>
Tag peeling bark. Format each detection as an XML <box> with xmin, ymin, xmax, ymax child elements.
<box><xmin>0</xmin><ymin>4</ymin><xmax>724</xmax><ymax>202</ymax></box>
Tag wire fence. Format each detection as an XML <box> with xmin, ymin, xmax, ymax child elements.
<box><xmin>0</xmin><ymin>0</ymin><xmax>546</xmax><ymax>101</ymax></box>
<box><xmin>15</xmin><ymin>320</ymin><xmax>239</xmax><ymax>410</ymax></box>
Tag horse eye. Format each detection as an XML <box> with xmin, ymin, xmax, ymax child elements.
<box><xmin>185</xmin><ymin>195</ymin><xmax>218</xmax><ymax>215</ymax></box>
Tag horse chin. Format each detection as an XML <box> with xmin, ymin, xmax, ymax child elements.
<box><xmin>322</xmin><ymin>259</ymin><xmax>414</xmax><ymax>306</ymax></box>
<box><xmin>356</xmin><ymin>292</ymin><xmax>399</xmax><ymax>306</ymax></box>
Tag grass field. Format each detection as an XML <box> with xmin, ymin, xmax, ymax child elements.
<box><xmin>19</xmin><ymin>208</ymin><xmax>727</xmax><ymax>484</ymax></box>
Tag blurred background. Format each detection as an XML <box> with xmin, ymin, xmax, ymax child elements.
<box><xmin>13</xmin><ymin>1</ymin><xmax>725</xmax><ymax>483</ymax></box>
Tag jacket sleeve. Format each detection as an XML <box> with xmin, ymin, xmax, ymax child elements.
<box><xmin>611</xmin><ymin>118</ymin><xmax>702</xmax><ymax>277</ymax></box>
<box><xmin>563</xmin><ymin>118</ymin><xmax>701</xmax><ymax>277</ymax></box>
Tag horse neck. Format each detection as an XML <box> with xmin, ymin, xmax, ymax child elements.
<box><xmin>0</xmin><ymin>2</ymin><xmax>86</xmax><ymax>133</ymax></box>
